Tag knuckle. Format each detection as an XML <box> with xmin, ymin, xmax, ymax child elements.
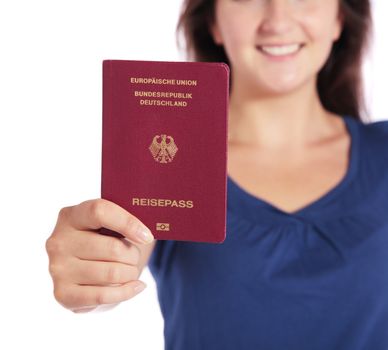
<box><xmin>45</xmin><ymin>237</ymin><xmax>53</xmax><ymax>255</ymax></box>
<box><xmin>54</xmin><ymin>283</ymin><xmax>89</xmax><ymax>310</ymax></box>
<box><xmin>89</xmin><ymin>199</ymin><xmax>107</xmax><ymax>225</ymax></box>
<box><xmin>53</xmin><ymin>287</ymin><xmax>62</xmax><ymax>303</ymax></box>
<box><xmin>45</xmin><ymin>237</ymin><xmax>65</xmax><ymax>256</ymax></box>
<box><xmin>48</xmin><ymin>262</ymin><xmax>63</xmax><ymax>280</ymax></box>
<box><xmin>108</xmin><ymin>239</ymin><xmax>123</xmax><ymax>260</ymax></box>
<box><xmin>96</xmin><ymin>290</ymin><xmax>110</xmax><ymax>305</ymax></box>
<box><xmin>57</xmin><ymin>206</ymin><xmax>72</xmax><ymax>226</ymax></box>
<box><xmin>125</xmin><ymin>216</ymin><xmax>141</xmax><ymax>237</ymax></box>
<box><xmin>58</xmin><ymin>206</ymin><xmax>69</xmax><ymax>220</ymax></box>
<box><xmin>131</xmin><ymin>245</ymin><xmax>141</xmax><ymax>265</ymax></box>
<box><xmin>106</xmin><ymin>264</ymin><xmax>121</xmax><ymax>283</ymax></box>
<box><xmin>132</xmin><ymin>265</ymin><xmax>141</xmax><ymax>279</ymax></box>
<box><xmin>127</xmin><ymin>265</ymin><xmax>140</xmax><ymax>280</ymax></box>
<box><xmin>53</xmin><ymin>283</ymin><xmax>68</xmax><ymax>305</ymax></box>
<box><xmin>57</xmin><ymin>285</ymin><xmax>83</xmax><ymax>309</ymax></box>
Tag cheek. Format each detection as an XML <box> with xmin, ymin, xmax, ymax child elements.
<box><xmin>216</xmin><ymin>6</ymin><xmax>254</xmax><ymax>52</ymax></box>
<box><xmin>302</xmin><ymin>3</ymin><xmax>341</xmax><ymax>43</ymax></box>
<box><xmin>302</xmin><ymin>19</ymin><xmax>338</xmax><ymax>73</ymax></box>
<box><xmin>303</xmin><ymin>15</ymin><xmax>339</xmax><ymax>49</ymax></box>
<box><xmin>226</xmin><ymin>16</ymin><xmax>248</xmax><ymax>40</ymax></box>
<box><xmin>220</xmin><ymin>21</ymin><xmax>251</xmax><ymax>59</ymax></box>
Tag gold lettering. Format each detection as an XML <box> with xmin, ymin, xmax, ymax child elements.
<box><xmin>139</xmin><ymin>99</ymin><xmax>187</xmax><ymax>107</ymax></box>
<box><xmin>132</xmin><ymin>197</ymin><xmax>194</xmax><ymax>208</ymax></box>
<box><xmin>129</xmin><ymin>77</ymin><xmax>197</xmax><ymax>86</ymax></box>
<box><xmin>134</xmin><ymin>91</ymin><xmax>192</xmax><ymax>99</ymax></box>
<box><xmin>176</xmin><ymin>79</ymin><xmax>197</xmax><ymax>86</ymax></box>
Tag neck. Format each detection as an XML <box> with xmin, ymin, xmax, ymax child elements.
<box><xmin>228</xmin><ymin>77</ymin><xmax>338</xmax><ymax>150</ymax></box>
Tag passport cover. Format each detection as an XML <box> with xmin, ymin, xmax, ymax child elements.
<box><xmin>100</xmin><ymin>59</ymin><xmax>229</xmax><ymax>243</ymax></box>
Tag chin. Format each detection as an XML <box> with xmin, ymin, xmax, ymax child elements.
<box><xmin>256</xmin><ymin>74</ymin><xmax>314</xmax><ymax>97</ymax></box>
<box><xmin>255</xmin><ymin>82</ymin><xmax>302</xmax><ymax>97</ymax></box>
<box><xmin>276</xmin><ymin>85</ymin><xmax>304</xmax><ymax>96</ymax></box>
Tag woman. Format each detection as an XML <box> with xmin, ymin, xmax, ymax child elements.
<box><xmin>46</xmin><ymin>0</ymin><xmax>388</xmax><ymax>349</ymax></box>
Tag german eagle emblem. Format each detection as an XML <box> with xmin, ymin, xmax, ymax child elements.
<box><xmin>149</xmin><ymin>134</ymin><xmax>178</xmax><ymax>163</ymax></box>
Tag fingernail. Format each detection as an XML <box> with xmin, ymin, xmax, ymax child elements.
<box><xmin>134</xmin><ymin>282</ymin><xmax>147</xmax><ymax>293</ymax></box>
<box><xmin>135</xmin><ymin>225</ymin><xmax>154</xmax><ymax>243</ymax></box>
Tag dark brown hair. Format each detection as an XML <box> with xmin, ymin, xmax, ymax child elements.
<box><xmin>176</xmin><ymin>0</ymin><xmax>373</xmax><ymax>122</ymax></box>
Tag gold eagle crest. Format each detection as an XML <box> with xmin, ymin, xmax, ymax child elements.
<box><xmin>149</xmin><ymin>134</ymin><xmax>178</xmax><ymax>163</ymax></box>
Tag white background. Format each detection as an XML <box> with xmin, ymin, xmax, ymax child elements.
<box><xmin>0</xmin><ymin>1</ymin><xmax>386</xmax><ymax>349</ymax></box>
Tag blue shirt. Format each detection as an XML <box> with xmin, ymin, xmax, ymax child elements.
<box><xmin>148</xmin><ymin>115</ymin><xmax>388</xmax><ymax>350</ymax></box>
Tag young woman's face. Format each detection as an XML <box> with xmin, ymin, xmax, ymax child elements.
<box><xmin>210</xmin><ymin>0</ymin><xmax>343</xmax><ymax>96</ymax></box>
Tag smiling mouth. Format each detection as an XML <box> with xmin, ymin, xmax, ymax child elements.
<box><xmin>256</xmin><ymin>43</ymin><xmax>305</xmax><ymax>57</ymax></box>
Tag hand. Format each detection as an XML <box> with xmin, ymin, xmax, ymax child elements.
<box><xmin>45</xmin><ymin>198</ymin><xmax>155</xmax><ymax>313</ymax></box>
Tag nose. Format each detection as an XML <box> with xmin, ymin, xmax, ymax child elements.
<box><xmin>259</xmin><ymin>0</ymin><xmax>294</xmax><ymax>35</ymax></box>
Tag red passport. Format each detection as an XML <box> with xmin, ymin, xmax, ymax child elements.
<box><xmin>100</xmin><ymin>59</ymin><xmax>229</xmax><ymax>243</ymax></box>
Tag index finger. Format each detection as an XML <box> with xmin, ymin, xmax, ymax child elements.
<box><xmin>65</xmin><ymin>198</ymin><xmax>154</xmax><ymax>245</ymax></box>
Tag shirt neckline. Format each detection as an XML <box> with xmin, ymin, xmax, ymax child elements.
<box><xmin>227</xmin><ymin>114</ymin><xmax>360</xmax><ymax>222</ymax></box>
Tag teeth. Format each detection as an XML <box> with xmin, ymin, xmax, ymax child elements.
<box><xmin>260</xmin><ymin>44</ymin><xmax>301</xmax><ymax>56</ymax></box>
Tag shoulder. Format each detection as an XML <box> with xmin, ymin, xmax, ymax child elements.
<box><xmin>348</xmin><ymin>116</ymin><xmax>388</xmax><ymax>197</ymax></box>
<box><xmin>363</xmin><ymin>118</ymin><xmax>388</xmax><ymax>136</ymax></box>
<box><xmin>350</xmin><ymin>116</ymin><xmax>388</xmax><ymax>149</ymax></box>
<box><xmin>349</xmin><ymin>116</ymin><xmax>388</xmax><ymax>171</ymax></box>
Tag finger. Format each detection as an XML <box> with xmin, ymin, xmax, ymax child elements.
<box><xmin>68</xmin><ymin>258</ymin><xmax>140</xmax><ymax>285</ymax></box>
<box><xmin>57</xmin><ymin>280</ymin><xmax>147</xmax><ymax>309</ymax></box>
<box><xmin>70</xmin><ymin>230</ymin><xmax>140</xmax><ymax>266</ymax></box>
<box><xmin>85</xmin><ymin>303</ymin><xmax>120</xmax><ymax>313</ymax></box>
<box><xmin>72</xmin><ymin>306</ymin><xmax>98</xmax><ymax>313</ymax></box>
<box><xmin>66</xmin><ymin>198</ymin><xmax>154</xmax><ymax>245</ymax></box>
